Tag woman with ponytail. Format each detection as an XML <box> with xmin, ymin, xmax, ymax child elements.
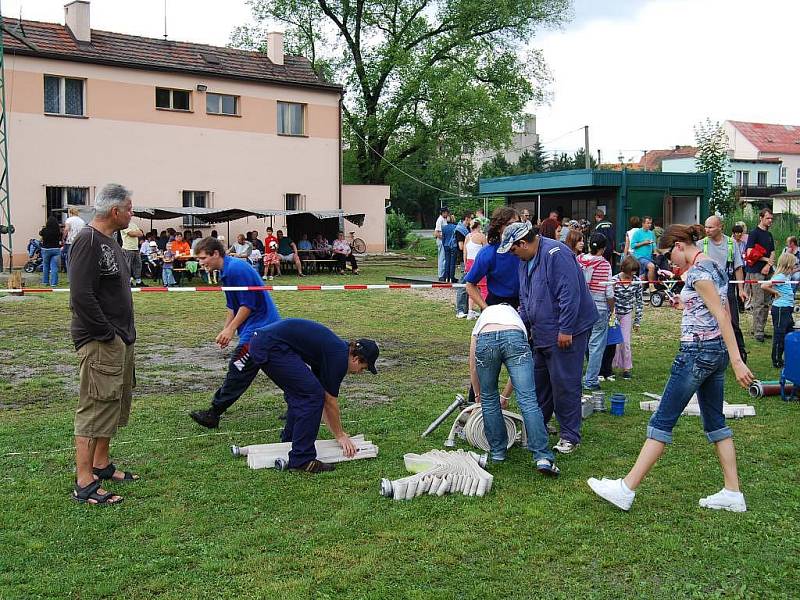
<box><xmin>588</xmin><ymin>224</ymin><xmax>754</xmax><ymax>513</ymax></box>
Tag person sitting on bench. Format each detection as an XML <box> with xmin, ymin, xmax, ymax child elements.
<box><xmin>333</xmin><ymin>230</ymin><xmax>359</xmax><ymax>275</ymax></box>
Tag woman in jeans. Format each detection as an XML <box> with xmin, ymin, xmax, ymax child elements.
<box><xmin>469</xmin><ymin>303</ymin><xmax>559</xmax><ymax>475</ymax></box>
<box><xmin>578</xmin><ymin>234</ymin><xmax>614</xmax><ymax>390</ymax></box>
<box><xmin>588</xmin><ymin>224</ymin><xmax>753</xmax><ymax>512</ymax></box>
<box><xmin>39</xmin><ymin>216</ymin><xmax>62</xmax><ymax>287</ymax></box>
<box><xmin>762</xmin><ymin>252</ymin><xmax>797</xmax><ymax>368</ymax></box>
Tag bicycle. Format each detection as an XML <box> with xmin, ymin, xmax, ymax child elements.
<box><xmin>348</xmin><ymin>232</ymin><xmax>366</xmax><ymax>254</ymax></box>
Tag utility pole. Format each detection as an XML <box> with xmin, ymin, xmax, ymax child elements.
<box><xmin>597</xmin><ymin>149</ymin><xmax>602</xmax><ymax>167</ymax></box>
<box><xmin>584</xmin><ymin>125</ymin><xmax>591</xmax><ymax>170</ymax></box>
<box><xmin>0</xmin><ymin>4</ymin><xmax>14</xmax><ymax>272</ymax></box>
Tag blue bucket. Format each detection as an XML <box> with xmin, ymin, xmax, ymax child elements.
<box><xmin>610</xmin><ymin>393</ymin><xmax>626</xmax><ymax>416</ymax></box>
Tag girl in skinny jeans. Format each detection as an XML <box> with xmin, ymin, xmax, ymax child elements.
<box><xmin>588</xmin><ymin>224</ymin><xmax>753</xmax><ymax>512</ymax></box>
<box><xmin>761</xmin><ymin>252</ymin><xmax>797</xmax><ymax>368</ymax></box>
<box><xmin>469</xmin><ymin>304</ymin><xmax>559</xmax><ymax>475</ymax></box>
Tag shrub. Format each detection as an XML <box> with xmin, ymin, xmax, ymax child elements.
<box><xmin>386</xmin><ymin>210</ymin><xmax>412</xmax><ymax>249</ymax></box>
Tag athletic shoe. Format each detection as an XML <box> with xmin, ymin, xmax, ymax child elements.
<box><xmin>605</xmin><ymin>375</ymin><xmax>616</xmax><ymax>382</ymax></box>
<box><xmin>622</xmin><ymin>371</ymin><xmax>632</xmax><ymax>380</ymax></box>
<box><xmin>536</xmin><ymin>458</ymin><xmax>560</xmax><ymax>477</ymax></box>
<box><xmin>598</xmin><ymin>376</ymin><xmax>605</xmax><ymax>382</ymax></box>
<box><xmin>456</xmin><ymin>311</ymin><xmax>468</xmax><ymax>319</ymax></box>
<box><xmin>290</xmin><ymin>459</ymin><xmax>335</xmax><ymax>474</ymax></box>
<box><xmin>467</xmin><ymin>310</ymin><xmax>480</xmax><ymax>320</ymax></box>
<box><xmin>583</xmin><ymin>384</ymin><xmax>601</xmax><ymax>392</ymax></box>
<box><xmin>189</xmin><ymin>409</ymin><xmax>220</xmax><ymax>429</ymax></box>
<box><xmin>546</xmin><ymin>424</ymin><xmax>558</xmax><ymax>436</ymax></box>
<box><xmin>553</xmin><ymin>438</ymin><xmax>578</xmax><ymax>454</ymax></box>
<box><xmin>698</xmin><ymin>488</ymin><xmax>747</xmax><ymax>512</ymax></box>
<box><xmin>268</xmin><ymin>276</ymin><xmax>274</xmax><ymax>281</ymax></box>
<box><xmin>587</xmin><ymin>477</ymin><xmax>635</xmax><ymax>511</ymax></box>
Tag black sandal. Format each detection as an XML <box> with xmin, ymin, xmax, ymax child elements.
<box><xmin>72</xmin><ymin>480</ymin><xmax>123</xmax><ymax>505</ymax></box>
<box><xmin>93</xmin><ymin>462</ymin><xmax>139</xmax><ymax>483</ymax></box>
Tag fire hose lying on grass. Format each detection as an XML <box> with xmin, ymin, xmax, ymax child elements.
<box><xmin>379</xmin><ymin>449</ymin><xmax>492</xmax><ymax>500</ymax></box>
<box><xmin>231</xmin><ymin>434</ymin><xmax>378</xmax><ymax>470</ymax></box>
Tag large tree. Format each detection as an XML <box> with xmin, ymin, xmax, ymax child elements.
<box><xmin>694</xmin><ymin>119</ymin><xmax>734</xmax><ymax>215</ymax></box>
<box><xmin>232</xmin><ymin>0</ymin><xmax>570</xmax><ymax>185</ymax></box>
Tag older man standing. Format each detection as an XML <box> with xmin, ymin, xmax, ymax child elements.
<box><xmin>702</xmin><ymin>215</ymin><xmax>748</xmax><ymax>362</ymax></box>
<box><xmin>745</xmin><ymin>209</ymin><xmax>776</xmax><ymax>343</ymax></box>
<box><xmin>435</xmin><ymin>206</ymin><xmax>449</xmax><ymax>281</ymax></box>
<box><xmin>69</xmin><ymin>184</ymin><xmax>137</xmax><ymax>505</ymax></box>
<box><xmin>501</xmin><ymin>221</ymin><xmax>598</xmax><ymax>455</ymax></box>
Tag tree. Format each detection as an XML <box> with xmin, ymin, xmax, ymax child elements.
<box><xmin>548</xmin><ymin>152</ymin><xmax>573</xmax><ymax>172</ymax></box>
<box><xmin>694</xmin><ymin>119</ymin><xmax>734</xmax><ymax>215</ymax></box>
<box><xmin>571</xmin><ymin>148</ymin><xmax>597</xmax><ymax>170</ymax></box>
<box><xmin>232</xmin><ymin>0</ymin><xmax>569</xmax><ymax>185</ymax></box>
<box><xmin>515</xmin><ymin>142</ymin><xmax>548</xmax><ymax>174</ymax></box>
<box><xmin>478</xmin><ymin>154</ymin><xmax>515</xmax><ymax>180</ymax></box>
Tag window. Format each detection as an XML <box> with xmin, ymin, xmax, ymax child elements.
<box><xmin>285</xmin><ymin>193</ymin><xmax>302</xmax><ymax>211</ymax></box>
<box><xmin>206</xmin><ymin>93</ymin><xmax>238</xmax><ymax>116</ymax></box>
<box><xmin>780</xmin><ymin>166</ymin><xmax>787</xmax><ymax>185</ymax></box>
<box><xmin>277</xmin><ymin>101</ymin><xmax>305</xmax><ymax>135</ymax></box>
<box><xmin>44</xmin><ymin>75</ymin><xmax>85</xmax><ymax>116</ymax></box>
<box><xmin>735</xmin><ymin>170</ymin><xmax>749</xmax><ymax>186</ymax></box>
<box><xmin>182</xmin><ymin>190</ymin><xmax>208</xmax><ymax>227</ymax></box>
<box><xmin>796</xmin><ymin>168</ymin><xmax>800</xmax><ymax>188</ymax></box>
<box><xmin>757</xmin><ymin>171</ymin><xmax>768</xmax><ymax>186</ymax></box>
<box><xmin>45</xmin><ymin>186</ymin><xmax>89</xmax><ymax>222</ymax></box>
<box><xmin>156</xmin><ymin>87</ymin><xmax>191</xmax><ymax>111</ymax></box>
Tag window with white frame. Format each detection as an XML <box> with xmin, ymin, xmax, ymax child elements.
<box><xmin>206</xmin><ymin>93</ymin><xmax>238</xmax><ymax>116</ymax></box>
<box><xmin>277</xmin><ymin>102</ymin><xmax>305</xmax><ymax>135</ymax></box>
<box><xmin>182</xmin><ymin>190</ymin><xmax>209</xmax><ymax>227</ymax></box>
<box><xmin>45</xmin><ymin>186</ymin><xmax>89</xmax><ymax>222</ymax></box>
<box><xmin>44</xmin><ymin>75</ymin><xmax>85</xmax><ymax>116</ymax></box>
<box><xmin>156</xmin><ymin>87</ymin><xmax>191</xmax><ymax>111</ymax></box>
<box><xmin>757</xmin><ymin>171</ymin><xmax>768</xmax><ymax>186</ymax></box>
<box><xmin>780</xmin><ymin>166</ymin><xmax>787</xmax><ymax>185</ymax></box>
<box><xmin>284</xmin><ymin>193</ymin><xmax>303</xmax><ymax>211</ymax></box>
<box><xmin>735</xmin><ymin>170</ymin><xmax>749</xmax><ymax>186</ymax></box>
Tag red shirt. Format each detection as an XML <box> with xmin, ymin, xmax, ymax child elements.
<box><xmin>264</xmin><ymin>235</ymin><xmax>278</xmax><ymax>254</ymax></box>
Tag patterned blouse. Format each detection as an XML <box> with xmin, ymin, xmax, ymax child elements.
<box><xmin>611</xmin><ymin>274</ymin><xmax>644</xmax><ymax>326</ymax></box>
<box><xmin>679</xmin><ymin>259</ymin><xmax>728</xmax><ymax>342</ymax></box>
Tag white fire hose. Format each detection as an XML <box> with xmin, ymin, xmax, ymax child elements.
<box><xmin>444</xmin><ymin>404</ymin><xmax>527</xmax><ymax>452</ymax></box>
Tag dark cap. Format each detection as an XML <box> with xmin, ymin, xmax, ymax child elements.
<box><xmin>354</xmin><ymin>339</ymin><xmax>379</xmax><ymax>374</ymax></box>
<box><xmin>440</xmin><ymin>206</ymin><xmax>450</xmax><ymax>213</ymax></box>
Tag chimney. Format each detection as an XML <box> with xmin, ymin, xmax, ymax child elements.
<box><xmin>65</xmin><ymin>1</ymin><xmax>91</xmax><ymax>43</ymax></box>
<box><xmin>267</xmin><ymin>31</ymin><xmax>284</xmax><ymax>65</ymax></box>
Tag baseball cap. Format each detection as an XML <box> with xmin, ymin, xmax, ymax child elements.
<box><xmin>497</xmin><ymin>221</ymin><xmax>533</xmax><ymax>254</ymax></box>
<box><xmin>354</xmin><ymin>339</ymin><xmax>379</xmax><ymax>374</ymax></box>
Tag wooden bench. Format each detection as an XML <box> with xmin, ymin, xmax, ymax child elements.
<box><xmin>300</xmin><ymin>258</ymin><xmax>338</xmax><ymax>274</ymax></box>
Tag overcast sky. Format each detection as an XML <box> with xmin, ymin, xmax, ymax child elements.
<box><xmin>4</xmin><ymin>0</ymin><xmax>799</xmax><ymax>163</ymax></box>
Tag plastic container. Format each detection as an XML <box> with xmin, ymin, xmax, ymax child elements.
<box><xmin>610</xmin><ymin>393</ymin><xmax>626</xmax><ymax>416</ymax></box>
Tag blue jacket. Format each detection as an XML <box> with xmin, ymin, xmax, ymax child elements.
<box><xmin>441</xmin><ymin>223</ymin><xmax>457</xmax><ymax>249</ymax></box>
<box><xmin>518</xmin><ymin>237</ymin><xmax>598</xmax><ymax>348</ymax></box>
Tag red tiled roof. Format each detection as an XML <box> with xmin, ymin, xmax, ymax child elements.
<box><xmin>728</xmin><ymin>120</ymin><xmax>800</xmax><ymax>155</ymax></box>
<box><xmin>1</xmin><ymin>17</ymin><xmax>341</xmax><ymax>92</ymax></box>
<box><xmin>639</xmin><ymin>146</ymin><xmax>697</xmax><ymax>171</ymax></box>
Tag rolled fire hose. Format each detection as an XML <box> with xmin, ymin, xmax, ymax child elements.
<box><xmin>444</xmin><ymin>404</ymin><xmax>526</xmax><ymax>452</ymax></box>
<box><xmin>748</xmin><ymin>379</ymin><xmax>794</xmax><ymax>398</ymax></box>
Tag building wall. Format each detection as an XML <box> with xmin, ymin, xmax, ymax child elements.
<box><xmin>4</xmin><ymin>55</ymin><xmax>358</xmax><ymax>263</ymax></box>
<box><xmin>724</xmin><ymin>122</ymin><xmax>760</xmax><ymax>159</ymax></box>
<box><xmin>760</xmin><ymin>153</ymin><xmax>800</xmax><ymax>191</ymax></box>
<box><xmin>341</xmin><ymin>184</ymin><xmax>389</xmax><ymax>252</ymax></box>
<box><xmin>662</xmin><ymin>157</ymin><xmax>781</xmax><ymax>186</ymax></box>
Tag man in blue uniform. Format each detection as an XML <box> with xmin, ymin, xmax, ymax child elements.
<box><xmin>500</xmin><ymin>221</ymin><xmax>598</xmax><ymax>455</ymax></box>
<box><xmin>249</xmin><ymin>318</ymin><xmax>379</xmax><ymax>473</ymax></box>
<box><xmin>189</xmin><ymin>236</ymin><xmax>281</xmax><ymax>429</ymax></box>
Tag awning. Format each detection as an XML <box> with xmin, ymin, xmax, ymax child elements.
<box><xmin>132</xmin><ymin>206</ymin><xmax>365</xmax><ymax>226</ymax></box>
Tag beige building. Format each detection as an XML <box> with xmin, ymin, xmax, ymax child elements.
<box><xmin>2</xmin><ymin>1</ymin><xmax>388</xmax><ymax>264</ymax></box>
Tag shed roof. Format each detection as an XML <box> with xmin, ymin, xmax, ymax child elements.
<box><xmin>1</xmin><ymin>17</ymin><xmax>341</xmax><ymax>92</ymax></box>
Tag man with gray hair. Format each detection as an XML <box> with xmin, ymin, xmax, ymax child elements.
<box><xmin>69</xmin><ymin>183</ymin><xmax>138</xmax><ymax>505</ymax></box>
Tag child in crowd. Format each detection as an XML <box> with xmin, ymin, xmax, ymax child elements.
<box><xmin>611</xmin><ymin>255</ymin><xmax>644</xmax><ymax>380</ymax></box>
<box><xmin>162</xmin><ymin>246</ymin><xmax>176</xmax><ymax>287</ymax></box>
<box><xmin>762</xmin><ymin>252</ymin><xmax>797</xmax><ymax>368</ymax></box>
<box><xmin>262</xmin><ymin>228</ymin><xmax>280</xmax><ymax>281</ymax></box>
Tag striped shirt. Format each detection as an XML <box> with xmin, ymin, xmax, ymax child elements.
<box><xmin>577</xmin><ymin>254</ymin><xmax>613</xmax><ymax>306</ymax></box>
<box><xmin>611</xmin><ymin>274</ymin><xmax>644</xmax><ymax>326</ymax></box>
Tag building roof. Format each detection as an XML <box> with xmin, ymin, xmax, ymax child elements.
<box><xmin>1</xmin><ymin>17</ymin><xmax>341</xmax><ymax>92</ymax></box>
<box><xmin>728</xmin><ymin>120</ymin><xmax>800</xmax><ymax>155</ymax></box>
<box><xmin>639</xmin><ymin>146</ymin><xmax>697</xmax><ymax>170</ymax></box>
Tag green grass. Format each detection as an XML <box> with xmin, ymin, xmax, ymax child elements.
<box><xmin>0</xmin><ymin>260</ymin><xmax>798</xmax><ymax>599</ymax></box>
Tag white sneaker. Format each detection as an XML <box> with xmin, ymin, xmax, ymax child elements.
<box><xmin>605</xmin><ymin>375</ymin><xmax>616</xmax><ymax>382</ymax></box>
<box><xmin>268</xmin><ymin>275</ymin><xmax>274</xmax><ymax>281</ymax></box>
<box><xmin>553</xmin><ymin>438</ymin><xmax>577</xmax><ymax>454</ymax></box>
<box><xmin>466</xmin><ymin>310</ymin><xmax>479</xmax><ymax>320</ymax></box>
<box><xmin>587</xmin><ymin>477</ymin><xmax>635</xmax><ymax>511</ymax></box>
<box><xmin>598</xmin><ymin>376</ymin><xmax>605</xmax><ymax>382</ymax></box>
<box><xmin>456</xmin><ymin>311</ymin><xmax>468</xmax><ymax>319</ymax></box>
<box><xmin>698</xmin><ymin>488</ymin><xmax>747</xmax><ymax>512</ymax></box>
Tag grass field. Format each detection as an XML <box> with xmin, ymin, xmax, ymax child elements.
<box><xmin>0</xmin><ymin>260</ymin><xmax>798</xmax><ymax>599</ymax></box>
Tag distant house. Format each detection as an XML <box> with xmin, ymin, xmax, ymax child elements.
<box><xmin>472</xmin><ymin>115</ymin><xmax>539</xmax><ymax>169</ymax></box>
<box><xmin>639</xmin><ymin>146</ymin><xmax>698</xmax><ymax>171</ymax></box>
<box><xmin>2</xmin><ymin>1</ymin><xmax>388</xmax><ymax>264</ymax></box>
<box><xmin>724</xmin><ymin>120</ymin><xmax>800</xmax><ymax>192</ymax></box>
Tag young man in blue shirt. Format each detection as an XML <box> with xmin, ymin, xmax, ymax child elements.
<box><xmin>501</xmin><ymin>221</ymin><xmax>598</xmax><ymax>455</ymax></box>
<box><xmin>630</xmin><ymin>216</ymin><xmax>657</xmax><ymax>283</ymax></box>
<box><xmin>189</xmin><ymin>236</ymin><xmax>281</xmax><ymax>429</ymax></box>
<box><xmin>249</xmin><ymin>318</ymin><xmax>379</xmax><ymax>472</ymax></box>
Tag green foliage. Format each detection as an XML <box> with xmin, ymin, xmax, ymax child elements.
<box><xmin>386</xmin><ymin>210</ymin><xmax>413</xmax><ymax>249</ymax></box>
<box><xmin>516</xmin><ymin>141</ymin><xmax>549</xmax><ymax>173</ymax></box>
<box><xmin>695</xmin><ymin>119</ymin><xmax>735</xmax><ymax>215</ymax></box>
<box><xmin>725</xmin><ymin>207</ymin><xmax>799</xmax><ymax>255</ymax></box>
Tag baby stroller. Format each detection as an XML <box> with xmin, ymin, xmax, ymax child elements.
<box><xmin>649</xmin><ymin>253</ymin><xmax>684</xmax><ymax>307</ymax></box>
<box><xmin>23</xmin><ymin>239</ymin><xmax>43</xmax><ymax>273</ymax></box>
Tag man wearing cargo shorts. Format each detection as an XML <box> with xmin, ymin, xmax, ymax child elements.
<box><xmin>69</xmin><ymin>184</ymin><xmax>137</xmax><ymax>505</ymax></box>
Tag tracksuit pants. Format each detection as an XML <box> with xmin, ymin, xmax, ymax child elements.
<box><xmin>533</xmin><ymin>329</ymin><xmax>590</xmax><ymax>445</ymax></box>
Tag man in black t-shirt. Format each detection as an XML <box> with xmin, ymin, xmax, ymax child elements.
<box><xmin>745</xmin><ymin>208</ymin><xmax>776</xmax><ymax>342</ymax></box>
<box><xmin>248</xmin><ymin>319</ymin><xmax>379</xmax><ymax>473</ymax></box>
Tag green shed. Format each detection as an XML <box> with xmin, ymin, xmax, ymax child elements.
<box><xmin>478</xmin><ymin>169</ymin><xmax>712</xmax><ymax>247</ymax></box>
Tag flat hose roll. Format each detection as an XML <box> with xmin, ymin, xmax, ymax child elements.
<box><xmin>461</xmin><ymin>407</ymin><xmax>526</xmax><ymax>452</ymax></box>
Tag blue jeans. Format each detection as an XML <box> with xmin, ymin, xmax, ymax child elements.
<box><xmin>443</xmin><ymin>246</ymin><xmax>458</xmax><ymax>282</ymax></box>
<box><xmin>41</xmin><ymin>247</ymin><xmax>61</xmax><ymax>286</ymax></box>
<box><xmin>455</xmin><ymin>285</ymin><xmax>468</xmax><ymax>315</ymax></box>
<box><xmin>475</xmin><ymin>329</ymin><xmax>553</xmax><ymax>462</ymax></box>
<box><xmin>436</xmin><ymin>238</ymin><xmax>445</xmax><ymax>279</ymax></box>
<box><xmin>584</xmin><ymin>306</ymin><xmax>609</xmax><ymax>387</ymax></box>
<box><xmin>647</xmin><ymin>339</ymin><xmax>732</xmax><ymax>444</ymax></box>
